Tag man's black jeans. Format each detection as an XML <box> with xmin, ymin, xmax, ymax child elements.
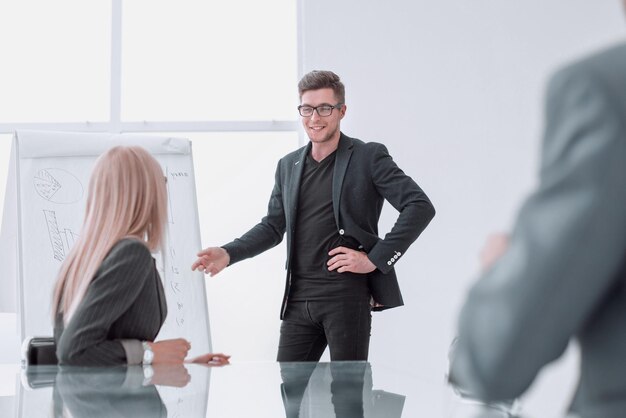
<box><xmin>277</xmin><ymin>296</ymin><xmax>372</xmax><ymax>362</ymax></box>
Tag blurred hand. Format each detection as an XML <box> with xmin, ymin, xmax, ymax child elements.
<box><xmin>191</xmin><ymin>247</ymin><xmax>230</xmax><ymax>277</ymax></box>
<box><xmin>479</xmin><ymin>233</ymin><xmax>510</xmax><ymax>272</ymax></box>
<box><xmin>149</xmin><ymin>338</ymin><xmax>191</xmax><ymax>364</ymax></box>
<box><xmin>149</xmin><ymin>364</ymin><xmax>191</xmax><ymax>387</ymax></box>
<box><xmin>187</xmin><ymin>352</ymin><xmax>231</xmax><ymax>367</ymax></box>
<box><xmin>327</xmin><ymin>247</ymin><xmax>376</xmax><ymax>274</ymax></box>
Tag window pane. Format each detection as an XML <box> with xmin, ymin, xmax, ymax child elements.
<box><xmin>122</xmin><ymin>0</ymin><xmax>298</xmax><ymax>121</ymax></box>
<box><xmin>0</xmin><ymin>1</ymin><xmax>111</xmax><ymax>123</ymax></box>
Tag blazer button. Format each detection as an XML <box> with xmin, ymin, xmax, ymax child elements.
<box><xmin>339</xmin><ymin>229</ymin><xmax>345</xmax><ymax>235</ymax></box>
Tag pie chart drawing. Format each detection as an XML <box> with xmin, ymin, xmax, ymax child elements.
<box><xmin>34</xmin><ymin>168</ymin><xmax>84</xmax><ymax>204</ymax></box>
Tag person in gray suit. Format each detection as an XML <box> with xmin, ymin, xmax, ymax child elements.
<box><xmin>193</xmin><ymin>70</ymin><xmax>435</xmax><ymax>361</ymax></box>
<box><xmin>449</xmin><ymin>12</ymin><xmax>626</xmax><ymax>418</ymax></box>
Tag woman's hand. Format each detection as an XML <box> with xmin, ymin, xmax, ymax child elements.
<box><xmin>149</xmin><ymin>338</ymin><xmax>191</xmax><ymax>364</ymax></box>
<box><xmin>149</xmin><ymin>364</ymin><xmax>191</xmax><ymax>387</ymax></box>
<box><xmin>187</xmin><ymin>352</ymin><xmax>231</xmax><ymax>366</ymax></box>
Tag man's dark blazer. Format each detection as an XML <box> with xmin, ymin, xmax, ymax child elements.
<box><xmin>223</xmin><ymin>133</ymin><xmax>435</xmax><ymax>318</ymax></box>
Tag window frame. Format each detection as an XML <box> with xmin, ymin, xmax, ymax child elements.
<box><xmin>0</xmin><ymin>0</ymin><xmax>303</xmax><ymax>139</ymax></box>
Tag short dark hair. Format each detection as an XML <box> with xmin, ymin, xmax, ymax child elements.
<box><xmin>298</xmin><ymin>70</ymin><xmax>345</xmax><ymax>103</ymax></box>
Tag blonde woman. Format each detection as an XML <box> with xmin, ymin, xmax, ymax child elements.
<box><xmin>52</xmin><ymin>145</ymin><xmax>229</xmax><ymax>366</ymax></box>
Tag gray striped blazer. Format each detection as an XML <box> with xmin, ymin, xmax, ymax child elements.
<box><xmin>54</xmin><ymin>238</ymin><xmax>167</xmax><ymax>366</ymax></box>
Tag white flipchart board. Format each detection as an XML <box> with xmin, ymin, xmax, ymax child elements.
<box><xmin>0</xmin><ymin>130</ymin><xmax>211</xmax><ymax>357</ymax></box>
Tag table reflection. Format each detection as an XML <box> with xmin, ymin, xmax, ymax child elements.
<box><xmin>54</xmin><ymin>366</ymin><xmax>171</xmax><ymax>418</ymax></box>
<box><xmin>280</xmin><ymin>362</ymin><xmax>405</xmax><ymax>418</ymax></box>
<box><xmin>18</xmin><ymin>364</ymin><xmax>210</xmax><ymax>418</ymax></box>
<box><xmin>7</xmin><ymin>361</ymin><xmax>516</xmax><ymax>417</ymax></box>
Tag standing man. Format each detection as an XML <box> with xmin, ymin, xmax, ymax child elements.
<box><xmin>449</xmin><ymin>11</ymin><xmax>626</xmax><ymax>417</ymax></box>
<box><xmin>192</xmin><ymin>70</ymin><xmax>435</xmax><ymax>361</ymax></box>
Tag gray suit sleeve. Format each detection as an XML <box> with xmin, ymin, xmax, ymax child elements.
<box><xmin>449</xmin><ymin>64</ymin><xmax>626</xmax><ymax>400</ymax></box>
<box><xmin>56</xmin><ymin>240</ymin><xmax>154</xmax><ymax>366</ymax></box>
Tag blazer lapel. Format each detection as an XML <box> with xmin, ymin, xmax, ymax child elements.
<box><xmin>332</xmin><ymin>133</ymin><xmax>354</xmax><ymax>226</ymax></box>
<box><xmin>287</xmin><ymin>143</ymin><xmax>310</xmax><ymax>224</ymax></box>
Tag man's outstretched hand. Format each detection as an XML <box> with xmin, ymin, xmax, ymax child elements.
<box><xmin>192</xmin><ymin>247</ymin><xmax>230</xmax><ymax>277</ymax></box>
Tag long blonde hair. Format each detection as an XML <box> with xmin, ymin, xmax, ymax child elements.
<box><xmin>52</xmin><ymin>146</ymin><xmax>168</xmax><ymax>323</ymax></box>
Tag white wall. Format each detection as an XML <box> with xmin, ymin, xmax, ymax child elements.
<box><xmin>300</xmin><ymin>0</ymin><xmax>624</xmax><ymax>416</ymax></box>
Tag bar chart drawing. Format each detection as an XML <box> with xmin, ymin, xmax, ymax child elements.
<box><xmin>43</xmin><ymin>209</ymin><xmax>79</xmax><ymax>262</ymax></box>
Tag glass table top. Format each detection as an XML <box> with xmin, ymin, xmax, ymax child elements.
<box><xmin>0</xmin><ymin>361</ymin><xmax>521</xmax><ymax>417</ymax></box>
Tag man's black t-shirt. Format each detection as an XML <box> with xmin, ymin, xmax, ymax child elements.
<box><xmin>290</xmin><ymin>150</ymin><xmax>369</xmax><ymax>301</ymax></box>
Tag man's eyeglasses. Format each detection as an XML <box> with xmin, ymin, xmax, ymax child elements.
<box><xmin>298</xmin><ymin>103</ymin><xmax>344</xmax><ymax>117</ymax></box>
